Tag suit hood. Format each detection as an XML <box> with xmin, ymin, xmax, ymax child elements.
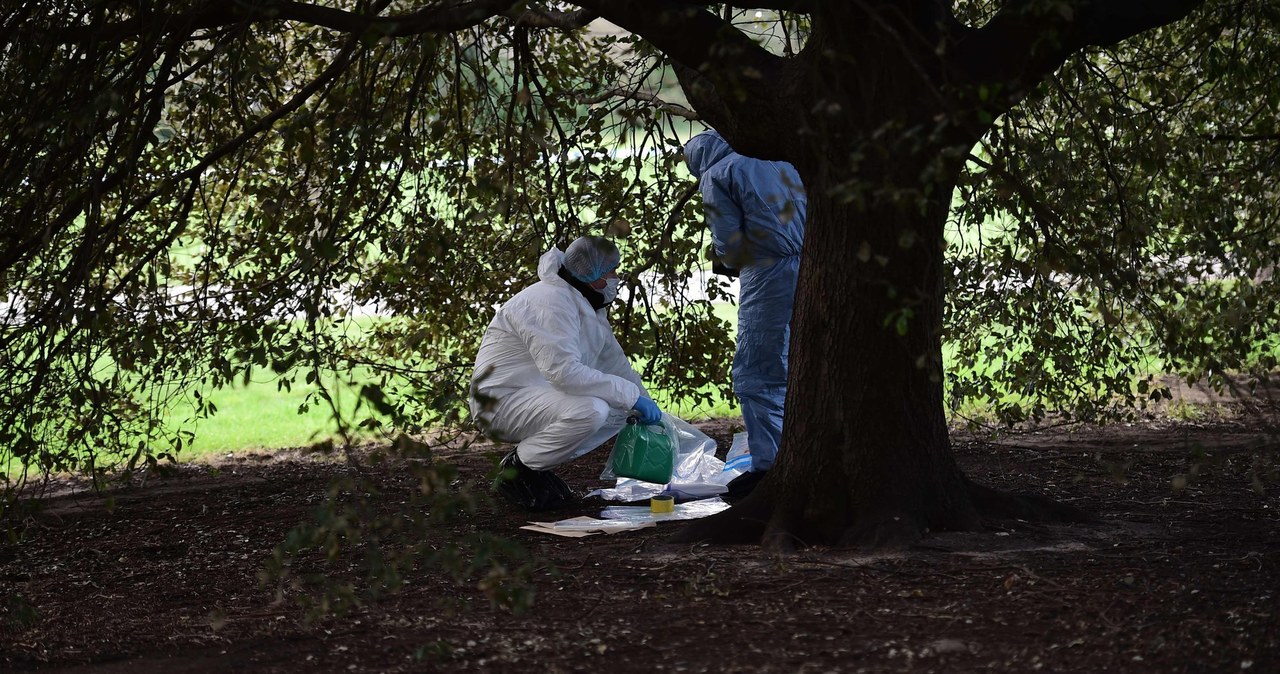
<box><xmin>683</xmin><ymin>130</ymin><xmax>735</xmax><ymax>179</ymax></box>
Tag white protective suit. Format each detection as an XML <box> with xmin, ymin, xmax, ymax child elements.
<box><xmin>468</xmin><ymin>248</ymin><xmax>647</xmax><ymax>470</ymax></box>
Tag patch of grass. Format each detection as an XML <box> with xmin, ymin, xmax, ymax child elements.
<box><xmin>178</xmin><ymin>378</ymin><xmax>362</xmax><ymax>460</ymax></box>
<box><xmin>175</xmin><ymin>301</ymin><xmax>741</xmax><ymax>457</ymax></box>
<box><xmin>1165</xmin><ymin>399</ymin><xmax>1206</xmax><ymax>422</ymax></box>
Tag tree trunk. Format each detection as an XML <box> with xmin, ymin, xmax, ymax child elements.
<box><xmin>675</xmin><ymin>148</ymin><xmax>1093</xmax><ymax>549</ymax></box>
<box><xmin>776</xmin><ymin>180</ymin><xmax>980</xmax><ymax>546</ymax></box>
<box><xmin>671</xmin><ymin>6</ymin><xmax>1093</xmax><ymax>549</ymax></box>
<box><xmin>677</xmin><ymin>149</ymin><xmax>979</xmax><ymax>546</ymax></box>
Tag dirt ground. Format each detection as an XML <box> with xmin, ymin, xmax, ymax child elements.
<box><xmin>2</xmin><ymin>387</ymin><xmax>1278</xmax><ymax>673</ymax></box>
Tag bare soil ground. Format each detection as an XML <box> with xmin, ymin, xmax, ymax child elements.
<box><xmin>2</xmin><ymin>387</ymin><xmax>1278</xmax><ymax>673</ymax></box>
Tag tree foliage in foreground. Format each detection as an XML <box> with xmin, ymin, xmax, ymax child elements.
<box><xmin>0</xmin><ymin>2</ymin><xmax>1276</xmax><ymax>548</ymax></box>
<box><xmin>0</xmin><ymin>3</ymin><xmax>730</xmax><ymax>503</ymax></box>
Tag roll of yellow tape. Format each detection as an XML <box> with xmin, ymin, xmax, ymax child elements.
<box><xmin>650</xmin><ymin>494</ymin><xmax>675</xmax><ymax>513</ymax></box>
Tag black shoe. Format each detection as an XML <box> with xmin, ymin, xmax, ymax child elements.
<box><xmin>494</xmin><ymin>451</ymin><xmax>579</xmax><ymax>512</ymax></box>
<box><xmin>724</xmin><ymin>470</ymin><xmax>767</xmax><ymax>503</ymax></box>
<box><xmin>538</xmin><ymin>469</ymin><xmax>578</xmax><ymax>508</ymax></box>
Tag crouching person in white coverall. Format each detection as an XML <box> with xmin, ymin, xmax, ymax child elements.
<box><xmin>468</xmin><ymin>235</ymin><xmax>663</xmax><ymax>511</ymax></box>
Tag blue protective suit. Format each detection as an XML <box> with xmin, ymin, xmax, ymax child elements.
<box><xmin>683</xmin><ymin>130</ymin><xmax>806</xmax><ymax>472</ymax></box>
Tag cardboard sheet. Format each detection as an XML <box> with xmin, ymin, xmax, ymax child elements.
<box><xmin>521</xmin><ymin>516</ymin><xmax>656</xmax><ymax>538</ymax></box>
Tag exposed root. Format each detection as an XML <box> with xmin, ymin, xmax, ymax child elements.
<box><xmin>671</xmin><ymin>479</ymin><xmax>1095</xmax><ymax>549</ymax></box>
<box><xmin>759</xmin><ymin>523</ymin><xmax>804</xmax><ymax>553</ymax></box>
<box><xmin>966</xmin><ymin>479</ymin><xmax>1097</xmax><ymax>524</ymax></box>
<box><xmin>836</xmin><ymin>510</ymin><xmax>924</xmax><ymax>550</ymax></box>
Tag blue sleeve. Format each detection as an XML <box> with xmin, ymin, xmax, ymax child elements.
<box><xmin>702</xmin><ymin>171</ymin><xmax>746</xmax><ymax>267</ymax></box>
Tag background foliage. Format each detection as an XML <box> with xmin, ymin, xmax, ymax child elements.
<box><xmin>1</xmin><ymin>1</ymin><xmax>1276</xmax><ymax>500</ymax></box>
<box><xmin>947</xmin><ymin>0</ymin><xmax>1279</xmax><ymax>425</ymax></box>
<box><xmin>0</xmin><ymin>4</ymin><xmax>732</xmax><ymax>507</ymax></box>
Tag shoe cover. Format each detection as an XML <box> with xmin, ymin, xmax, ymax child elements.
<box><xmin>495</xmin><ymin>451</ymin><xmax>579</xmax><ymax>511</ymax></box>
<box><xmin>723</xmin><ymin>470</ymin><xmax>767</xmax><ymax>503</ymax></box>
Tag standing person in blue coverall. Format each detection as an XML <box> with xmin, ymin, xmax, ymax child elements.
<box><xmin>684</xmin><ymin>129</ymin><xmax>806</xmax><ymax>500</ymax></box>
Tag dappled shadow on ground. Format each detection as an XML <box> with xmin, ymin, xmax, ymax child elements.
<box><xmin>2</xmin><ymin>399</ymin><xmax>1278</xmax><ymax>673</ymax></box>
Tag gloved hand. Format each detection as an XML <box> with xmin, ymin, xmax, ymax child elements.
<box><xmin>711</xmin><ymin>259</ymin><xmax>740</xmax><ymax>278</ymax></box>
<box><xmin>632</xmin><ymin>396</ymin><xmax>663</xmax><ymax>425</ymax></box>
<box><xmin>705</xmin><ymin>243</ymin><xmax>739</xmax><ymax>278</ymax></box>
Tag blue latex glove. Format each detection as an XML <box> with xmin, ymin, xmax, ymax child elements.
<box><xmin>632</xmin><ymin>396</ymin><xmax>662</xmax><ymax>425</ymax></box>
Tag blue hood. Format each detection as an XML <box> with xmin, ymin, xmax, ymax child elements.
<box><xmin>683</xmin><ymin>130</ymin><xmax>735</xmax><ymax>179</ymax></box>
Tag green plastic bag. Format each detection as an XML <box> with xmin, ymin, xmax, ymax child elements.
<box><xmin>607</xmin><ymin>417</ymin><xmax>676</xmax><ymax>484</ymax></box>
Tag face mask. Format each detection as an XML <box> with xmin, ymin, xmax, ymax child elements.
<box><xmin>601</xmin><ymin>276</ymin><xmax>621</xmax><ymax>303</ymax></box>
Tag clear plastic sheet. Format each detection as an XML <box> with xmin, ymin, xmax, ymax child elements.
<box><xmin>590</xmin><ymin>422</ymin><xmax>751</xmax><ymax>502</ymax></box>
<box><xmin>598</xmin><ymin>497</ymin><xmax>731</xmax><ymax>523</ymax></box>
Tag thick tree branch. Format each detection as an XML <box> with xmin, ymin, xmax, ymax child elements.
<box><xmin>503</xmin><ymin>5</ymin><xmax>598</xmax><ymax>29</ymax></box>
<box><xmin>575</xmin><ymin>1</ymin><xmax>779</xmax><ymax>79</ymax></box>
<box><xmin>55</xmin><ymin>0</ymin><xmax>519</xmax><ymax>43</ymax></box>
<box><xmin>637</xmin><ymin>1</ymin><xmax>817</xmax><ymax>9</ymax></box>
<box><xmin>954</xmin><ymin>0</ymin><xmax>1208</xmax><ymax>94</ymax></box>
<box><xmin>574</xmin><ymin>1</ymin><xmax>789</xmax><ymax>149</ymax></box>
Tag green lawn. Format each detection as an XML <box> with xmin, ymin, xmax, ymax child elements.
<box><xmin>180</xmin><ymin>379</ymin><xmax>362</xmax><ymax>458</ymax></box>
<box><xmin>175</xmin><ymin>300</ymin><xmax>741</xmax><ymax>459</ymax></box>
<box><xmin>182</xmin><ymin>365</ymin><xmax>740</xmax><ymax>459</ymax></box>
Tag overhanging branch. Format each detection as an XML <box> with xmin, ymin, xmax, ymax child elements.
<box><xmin>954</xmin><ymin>0</ymin><xmax>1208</xmax><ymax>93</ymax></box>
<box><xmin>503</xmin><ymin>5</ymin><xmax>598</xmax><ymax>29</ymax></box>
<box><xmin>966</xmin><ymin>150</ymin><xmax>1066</xmax><ymax>249</ymax></box>
<box><xmin>54</xmin><ymin>0</ymin><xmax>519</xmax><ymax>44</ymax></box>
<box><xmin>634</xmin><ymin>1</ymin><xmax>817</xmax><ymax>9</ymax></box>
<box><xmin>579</xmin><ymin>87</ymin><xmax>699</xmax><ymax>119</ymax></box>
<box><xmin>1203</xmin><ymin>132</ymin><xmax>1280</xmax><ymax>143</ymax></box>
<box><xmin>574</xmin><ymin>0</ymin><xmax>779</xmax><ymax>77</ymax></box>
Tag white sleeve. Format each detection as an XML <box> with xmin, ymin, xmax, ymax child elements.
<box><xmin>510</xmin><ymin>298</ymin><xmax>642</xmax><ymax>410</ymax></box>
<box><xmin>597</xmin><ymin>327</ymin><xmax>648</xmax><ymax>395</ymax></box>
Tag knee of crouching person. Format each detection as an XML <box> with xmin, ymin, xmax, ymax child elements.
<box><xmin>575</xmin><ymin>396</ymin><xmax>611</xmax><ymax>428</ymax></box>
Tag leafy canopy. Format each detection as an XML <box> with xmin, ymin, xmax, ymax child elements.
<box><xmin>1</xmin><ymin>2</ymin><xmax>1276</xmax><ymax>497</ymax></box>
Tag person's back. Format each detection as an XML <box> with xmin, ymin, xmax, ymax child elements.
<box><xmin>684</xmin><ymin>132</ymin><xmax>806</xmax><ymax>271</ymax></box>
<box><xmin>684</xmin><ymin>130</ymin><xmax>806</xmax><ymax>497</ymax></box>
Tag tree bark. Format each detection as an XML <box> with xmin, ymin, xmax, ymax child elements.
<box><xmin>779</xmin><ymin>181</ymin><xmax>980</xmax><ymax>544</ymax></box>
